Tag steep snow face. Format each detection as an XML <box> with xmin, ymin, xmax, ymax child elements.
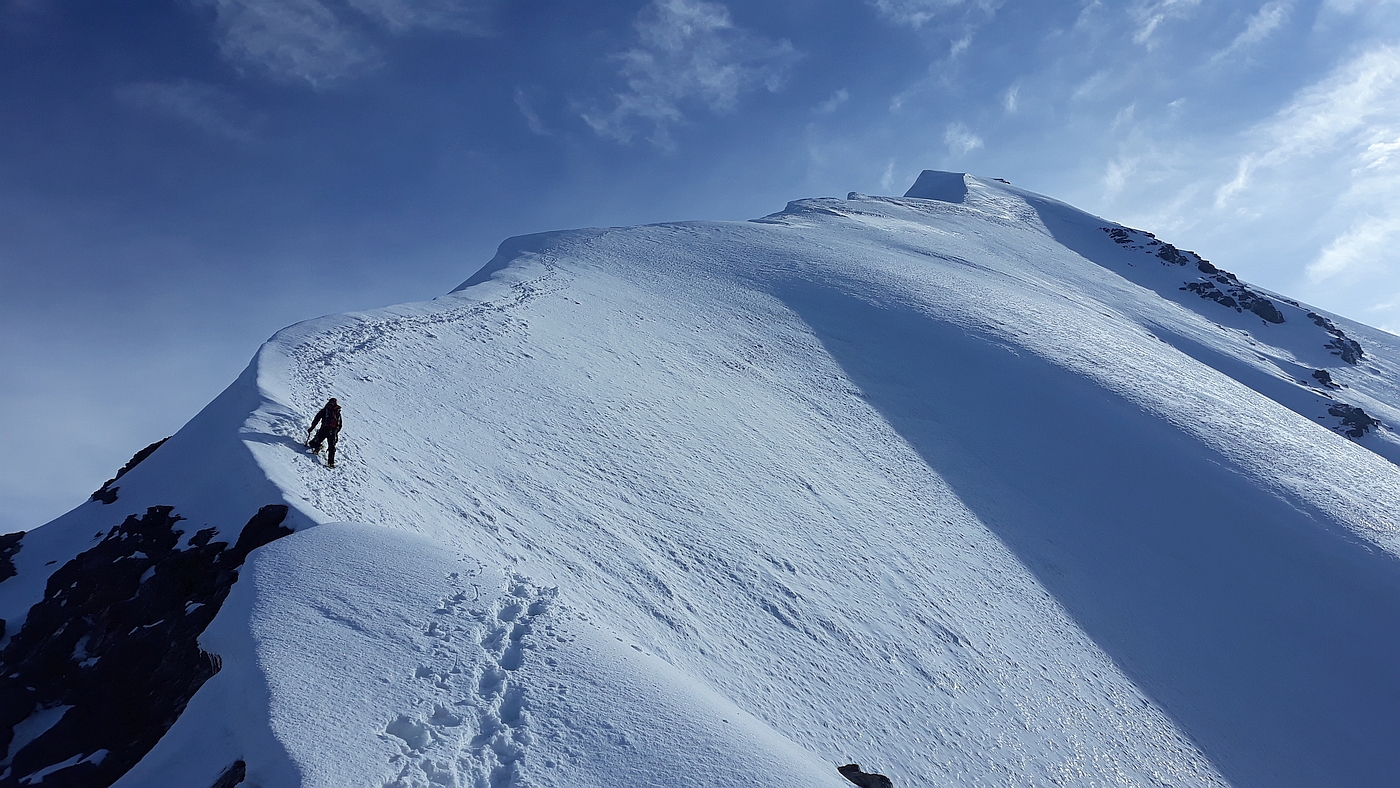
<box><xmin>6</xmin><ymin>172</ymin><xmax>1400</xmax><ymax>787</ymax></box>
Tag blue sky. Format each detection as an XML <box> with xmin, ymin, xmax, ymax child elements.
<box><xmin>4</xmin><ymin>0</ymin><xmax>1400</xmax><ymax>531</ymax></box>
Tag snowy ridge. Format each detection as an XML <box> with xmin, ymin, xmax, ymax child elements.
<box><xmin>4</xmin><ymin>173</ymin><xmax>1400</xmax><ymax>787</ymax></box>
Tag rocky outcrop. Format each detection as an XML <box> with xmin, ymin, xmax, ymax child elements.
<box><xmin>0</xmin><ymin>504</ymin><xmax>292</xmax><ymax>787</ymax></box>
<box><xmin>1099</xmin><ymin>226</ymin><xmax>1381</xmax><ymax>359</ymax></box>
<box><xmin>839</xmin><ymin>763</ymin><xmax>894</xmax><ymax>788</ymax></box>
<box><xmin>1329</xmin><ymin>404</ymin><xmax>1380</xmax><ymax>439</ymax></box>
<box><xmin>1101</xmin><ymin>227</ymin><xmax>1284</xmax><ymax>324</ymax></box>
<box><xmin>90</xmin><ymin>438</ymin><xmax>170</xmax><ymax>505</ymax></box>
<box><xmin>0</xmin><ymin>533</ymin><xmax>21</xmax><ymax>585</ymax></box>
<box><xmin>1307</xmin><ymin>312</ymin><xmax>1365</xmax><ymax>365</ymax></box>
<box><xmin>1181</xmin><ymin>279</ymin><xmax>1285</xmax><ymax>323</ymax></box>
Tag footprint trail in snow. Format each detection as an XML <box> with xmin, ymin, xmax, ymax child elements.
<box><xmin>383</xmin><ymin>572</ymin><xmax>558</xmax><ymax>788</ymax></box>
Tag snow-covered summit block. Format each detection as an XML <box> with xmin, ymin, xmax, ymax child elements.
<box><xmin>5</xmin><ymin>174</ymin><xmax>1400</xmax><ymax>788</ymax></box>
<box><xmin>902</xmin><ymin>169</ymin><xmax>969</xmax><ymax>202</ymax></box>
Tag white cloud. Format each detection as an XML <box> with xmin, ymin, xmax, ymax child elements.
<box><xmin>1217</xmin><ymin>45</ymin><xmax>1400</xmax><ymax>209</ymax></box>
<box><xmin>344</xmin><ymin>0</ymin><xmax>488</xmax><ymax>33</ymax></box>
<box><xmin>871</xmin><ymin>0</ymin><xmax>1000</xmax><ymax>29</ymax></box>
<box><xmin>1212</xmin><ymin>1</ymin><xmax>1290</xmax><ymax>62</ymax></box>
<box><xmin>114</xmin><ymin>79</ymin><xmax>262</xmax><ymax>140</ymax></box>
<box><xmin>1308</xmin><ymin>214</ymin><xmax>1400</xmax><ymax>282</ymax></box>
<box><xmin>1111</xmin><ymin>103</ymin><xmax>1137</xmax><ymax>131</ymax></box>
<box><xmin>1072</xmin><ymin>69</ymin><xmax>1111</xmax><ymax>102</ymax></box>
<box><xmin>514</xmin><ymin>87</ymin><xmax>549</xmax><ymax>136</ymax></box>
<box><xmin>1103</xmin><ymin>155</ymin><xmax>1139</xmax><ymax>197</ymax></box>
<box><xmin>1002</xmin><ymin>82</ymin><xmax>1019</xmax><ymax>114</ymax></box>
<box><xmin>1132</xmin><ymin>0</ymin><xmax>1203</xmax><ymax>46</ymax></box>
<box><xmin>195</xmin><ymin>0</ymin><xmax>491</xmax><ymax>87</ymax></box>
<box><xmin>817</xmin><ymin>88</ymin><xmax>850</xmax><ymax>114</ymax></box>
<box><xmin>944</xmin><ymin>122</ymin><xmax>983</xmax><ymax>155</ymax></box>
<box><xmin>1201</xmin><ymin>45</ymin><xmax>1400</xmax><ymax>287</ymax></box>
<box><xmin>582</xmin><ymin>0</ymin><xmax>797</xmax><ymax>148</ymax></box>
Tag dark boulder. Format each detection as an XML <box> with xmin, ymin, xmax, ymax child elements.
<box><xmin>839</xmin><ymin>763</ymin><xmax>894</xmax><ymax>788</ymax></box>
<box><xmin>1312</xmin><ymin>369</ymin><xmax>1340</xmax><ymax>389</ymax></box>
<box><xmin>1246</xmin><ymin>297</ymin><xmax>1285</xmax><ymax>324</ymax></box>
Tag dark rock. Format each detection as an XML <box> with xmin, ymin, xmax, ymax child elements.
<box><xmin>0</xmin><ymin>531</ymin><xmax>23</xmax><ymax>641</ymax></box>
<box><xmin>90</xmin><ymin>486</ymin><xmax>119</xmax><ymax>506</ymax></box>
<box><xmin>0</xmin><ymin>532</ymin><xmax>22</xmax><ymax>585</ymax></box>
<box><xmin>0</xmin><ymin>504</ymin><xmax>291</xmax><ymax>788</ymax></box>
<box><xmin>839</xmin><ymin>763</ymin><xmax>894</xmax><ymax>788</ymax></box>
<box><xmin>210</xmin><ymin>760</ymin><xmax>246</xmax><ymax>788</ymax></box>
<box><xmin>1307</xmin><ymin>312</ymin><xmax>1365</xmax><ymax>364</ymax></box>
<box><xmin>1106</xmin><ymin>226</ymin><xmax>1287</xmax><ymax>324</ymax></box>
<box><xmin>1155</xmin><ymin>243</ymin><xmax>1190</xmax><ymax>266</ymax></box>
<box><xmin>1312</xmin><ymin>369</ymin><xmax>1340</xmax><ymax>389</ymax></box>
<box><xmin>90</xmin><ymin>437</ymin><xmax>170</xmax><ymax>504</ymax></box>
<box><xmin>1328</xmin><ymin>404</ymin><xmax>1381</xmax><ymax>438</ymax></box>
<box><xmin>1247</xmin><ymin>297</ymin><xmax>1285</xmax><ymax>324</ymax></box>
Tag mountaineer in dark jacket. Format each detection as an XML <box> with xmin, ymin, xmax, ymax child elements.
<box><xmin>307</xmin><ymin>397</ymin><xmax>342</xmax><ymax>468</ymax></box>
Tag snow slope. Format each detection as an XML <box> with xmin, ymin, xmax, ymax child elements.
<box><xmin>5</xmin><ymin>172</ymin><xmax>1400</xmax><ymax>787</ymax></box>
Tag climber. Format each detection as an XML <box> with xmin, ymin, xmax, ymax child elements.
<box><xmin>307</xmin><ymin>397</ymin><xmax>342</xmax><ymax>468</ymax></box>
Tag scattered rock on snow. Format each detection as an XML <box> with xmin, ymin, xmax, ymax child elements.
<box><xmin>838</xmin><ymin>763</ymin><xmax>894</xmax><ymax>788</ymax></box>
<box><xmin>1102</xmin><ymin>227</ymin><xmax>1284</xmax><ymax>323</ymax></box>
<box><xmin>1307</xmin><ymin>312</ymin><xmax>1365</xmax><ymax>365</ymax></box>
<box><xmin>90</xmin><ymin>437</ymin><xmax>170</xmax><ymax>504</ymax></box>
<box><xmin>0</xmin><ymin>504</ymin><xmax>291</xmax><ymax>788</ymax></box>
<box><xmin>1328</xmin><ymin>404</ymin><xmax>1381</xmax><ymax>439</ymax></box>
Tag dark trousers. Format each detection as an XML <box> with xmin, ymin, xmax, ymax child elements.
<box><xmin>310</xmin><ymin>427</ymin><xmax>339</xmax><ymax>464</ymax></box>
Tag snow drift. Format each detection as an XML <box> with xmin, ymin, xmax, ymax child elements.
<box><xmin>3</xmin><ymin>173</ymin><xmax>1400</xmax><ymax>788</ymax></box>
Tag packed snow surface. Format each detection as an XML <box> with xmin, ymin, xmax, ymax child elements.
<box><xmin>7</xmin><ymin>173</ymin><xmax>1400</xmax><ymax>787</ymax></box>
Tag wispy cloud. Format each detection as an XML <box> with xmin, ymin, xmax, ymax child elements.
<box><xmin>817</xmin><ymin>88</ymin><xmax>850</xmax><ymax>114</ymax></box>
<box><xmin>582</xmin><ymin>0</ymin><xmax>797</xmax><ymax>148</ymax></box>
<box><xmin>344</xmin><ymin>0</ymin><xmax>489</xmax><ymax>33</ymax></box>
<box><xmin>114</xmin><ymin>79</ymin><xmax>262</xmax><ymax>140</ymax></box>
<box><xmin>514</xmin><ymin>87</ymin><xmax>550</xmax><ymax>135</ymax></box>
<box><xmin>1002</xmin><ymin>82</ymin><xmax>1019</xmax><ymax>113</ymax></box>
<box><xmin>1309</xmin><ymin>213</ymin><xmax>1400</xmax><ymax>283</ymax></box>
<box><xmin>1103</xmin><ymin>155</ymin><xmax>1139</xmax><ymax>197</ymax></box>
<box><xmin>944</xmin><ymin>122</ymin><xmax>983</xmax><ymax>155</ymax></box>
<box><xmin>1072</xmin><ymin>69</ymin><xmax>1112</xmax><ymax>102</ymax></box>
<box><xmin>1201</xmin><ymin>45</ymin><xmax>1400</xmax><ymax>287</ymax></box>
<box><xmin>1132</xmin><ymin>0</ymin><xmax>1203</xmax><ymax>46</ymax></box>
<box><xmin>880</xmin><ymin>158</ymin><xmax>897</xmax><ymax>191</ymax></box>
<box><xmin>1217</xmin><ymin>45</ymin><xmax>1400</xmax><ymax>210</ymax></box>
<box><xmin>871</xmin><ymin>0</ymin><xmax>1001</xmax><ymax>29</ymax></box>
<box><xmin>195</xmin><ymin>0</ymin><xmax>491</xmax><ymax>87</ymax></box>
<box><xmin>1212</xmin><ymin>1</ymin><xmax>1290</xmax><ymax>62</ymax></box>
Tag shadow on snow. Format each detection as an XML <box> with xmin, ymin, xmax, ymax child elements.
<box><xmin>778</xmin><ymin>280</ymin><xmax>1400</xmax><ymax>788</ymax></box>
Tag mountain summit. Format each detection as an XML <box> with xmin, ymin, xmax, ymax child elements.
<box><xmin>3</xmin><ymin>173</ymin><xmax>1400</xmax><ymax>788</ymax></box>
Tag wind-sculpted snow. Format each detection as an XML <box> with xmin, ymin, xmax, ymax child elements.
<box><xmin>6</xmin><ymin>172</ymin><xmax>1400</xmax><ymax>787</ymax></box>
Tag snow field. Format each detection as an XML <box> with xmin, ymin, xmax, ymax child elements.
<box><xmin>11</xmin><ymin>173</ymin><xmax>1400</xmax><ymax>787</ymax></box>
